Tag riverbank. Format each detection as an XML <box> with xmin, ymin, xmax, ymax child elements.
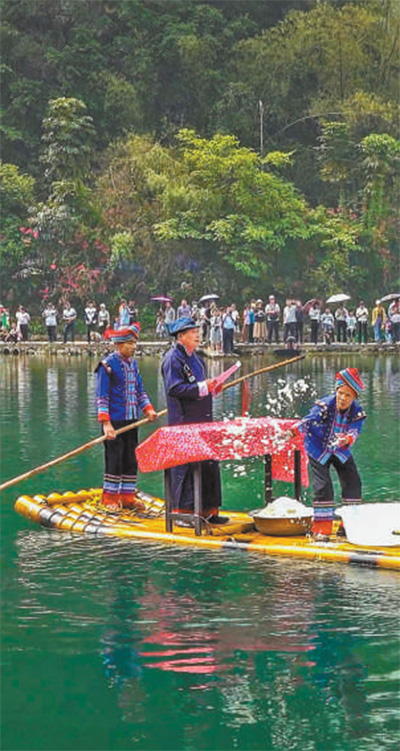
<box><xmin>0</xmin><ymin>339</ymin><xmax>398</xmax><ymax>357</ymax></box>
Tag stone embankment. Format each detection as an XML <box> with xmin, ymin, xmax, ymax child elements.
<box><xmin>0</xmin><ymin>340</ymin><xmax>398</xmax><ymax>357</ymax></box>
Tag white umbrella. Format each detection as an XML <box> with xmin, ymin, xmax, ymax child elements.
<box><xmin>199</xmin><ymin>293</ymin><xmax>220</xmax><ymax>304</ymax></box>
<box><xmin>378</xmin><ymin>292</ymin><xmax>400</xmax><ymax>304</ymax></box>
<box><xmin>325</xmin><ymin>293</ymin><xmax>351</xmax><ymax>304</ymax></box>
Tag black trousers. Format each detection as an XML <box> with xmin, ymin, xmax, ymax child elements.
<box><xmin>267</xmin><ymin>320</ymin><xmax>279</xmax><ymax>343</ymax></box>
<box><xmin>336</xmin><ymin>320</ymin><xmax>347</xmax><ymax>342</ymax></box>
<box><xmin>357</xmin><ymin>321</ymin><xmax>368</xmax><ymax>343</ymax></box>
<box><xmin>46</xmin><ymin>325</ymin><xmax>57</xmax><ymax>342</ymax></box>
<box><xmin>103</xmin><ymin>421</ymin><xmax>138</xmax><ymax>494</ymax></box>
<box><xmin>248</xmin><ymin>323</ymin><xmax>254</xmax><ymax>343</ymax></box>
<box><xmin>63</xmin><ymin>322</ymin><xmax>75</xmax><ymax>343</ymax></box>
<box><xmin>87</xmin><ymin>324</ymin><xmax>96</xmax><ymax>343</ymax></box>
<box><xmin>310</xmin><ymin>320</ymin><xmax>319</xmax><ymax>344</ymax></box>
<box><xmin>296</xmin><ymin>321</ymin><xmax>304</xmax><ymax>343</ymax></box>
<box><xmin>309</xmin><ymin>454</ymin><xmax>362</xmax><ymax>508</ymax></box>
<box><xmin>19</xmin><ymin>324</ymin><xmax>28</xmax><ymax>341</ymax></box>
<box><xmin>223</xmin><ymin>328</ymin><xmax>234</xmax><ymax>353</ymax></box>
<box><xmin>170</xmin><ymin>460</ymin><xmax>222</xmax><ymax>513</ymax></box>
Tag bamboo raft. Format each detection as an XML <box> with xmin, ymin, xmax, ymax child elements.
<box><xmin>14</xmin><ymin>489</ymin><xmax>400</xmax><ymax>571</ymax></box>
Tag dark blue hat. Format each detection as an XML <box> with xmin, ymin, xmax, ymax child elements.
<box><xmin>168</xmin><ymin>317</ymin><xmax>200</xmax><ymax>336</ymax></box>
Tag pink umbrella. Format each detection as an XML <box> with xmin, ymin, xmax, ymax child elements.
<box><xmin>304</xmin><ymin>298</ymin><xmax>323</xmax><ymax>313</ymax></box>
<box><xmin>150</xmin><ymin>295</ymin><xmax>173</xmax><ymax>304</ymax></box>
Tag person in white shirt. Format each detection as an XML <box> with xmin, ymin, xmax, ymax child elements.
<box><xmin>355</xmin><ymin>301</ymin><xmax>369</xmax><ymax>344</ymax></box>
<box><xmin>308</xmin><ymin>302</ymin><xmax>321</xmax><ymax>344</ymax></box>
<box><xmin>321</xmin><ymin>308</ymin><xmax>335</xmax><ymax>344</ymax></box>
<box><xmin>283</xmin><ymin>300</ymin><xmax>297</xmax><ymax>342</ymax></box>
<box><xmin>335</xmin><ymin>304</ymin><xmax>349</xmax><ymax>343</ymax></box>
<box><xmin>15</xmin><ymin>305</ymin><xmax>30</xmax><ymax>341</ymax></box>
<box><xmin>62</xmin><ymin>301</ymin><xmax>77</xmax><ymax>343</ymax></box>
<box><xmin>84</xmin><ymin>300</ymin><xmax>98</xmax><ymax>344</ymax></box>
<box><xmin>209</xmin><ymin>307</ymin><xmax>222</xmax><ymax>352</ymax></box>
<box><xmin>177</xmin><ymin>299</ymin><xmax>191</xmax><ymax>318</ymax></box>
<box><xmin>346</xmin><ymin>310</ymin><xmax>356</xmax><ymax>343</ymax></box>
<box><xmin>265</xmin><ymin>295</ymin><xmax>280</xmax><ymax>343</ymax></box>
<box><xmin>230</xmin><ymin>304</ymin><xmax>240</xmax><ymax>341</ymax></box>
<box><xmin>43</xmin><ymin>303</ymin><xmax>58</xmax><ymax>342</ymax></box>
<box><xmin>98</xmin><ymin>303</ymin><xmax>111</xmax><ymax>337</ymax></box>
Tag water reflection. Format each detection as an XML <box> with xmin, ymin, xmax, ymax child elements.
<box><xmin>10</xmin><ymin>529</ymin><xmax>400</xmax><ymax>749</ymax></box>
<box><xmin>2</xmin><ymin>354</ymin><xmax>400</xmax><ymax>750</ymax></box>
<box><xmin>46</xmin><ymin>366</ymin><xmax>59</xmax><ymax>430</ymax></box>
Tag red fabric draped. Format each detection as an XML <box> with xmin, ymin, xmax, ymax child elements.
<box><xmin>136</xmin><ymin>417</ymin><xmax>309</xmax><ymax>486</ymax></box>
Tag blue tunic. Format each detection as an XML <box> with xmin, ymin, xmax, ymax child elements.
<box><xmin>96</xmin><ymin>351</ymin><xmax>152</xmax><ymax>422</ymax></box>
<box><xmin>162</xmin><ymin>343</ymin><xmax>213</xmax><ymax>424</ymax></box>
<box><xmin>161</xmin><ymin>343</ymin><xmax>221</xmax><ymax>511</ymax></box>
<box><xmin>299</xmin><ymin>395</ymin><xmax>366</xmax><ymax>464</ymax></box>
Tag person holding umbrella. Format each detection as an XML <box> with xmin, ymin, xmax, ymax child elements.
<box><xmin>335</xmin><ymin>303</ymin><xmax>349</xmax><ymax>343</ymax></box>
<box><xmin>164</xmin><ymin>300</ymin><xmax>176</xmax><ymax>329</ymax></box>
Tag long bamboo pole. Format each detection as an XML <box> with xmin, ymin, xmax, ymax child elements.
<box><xmin>222</xmin><ymin>354</ymin><xmax>305</xmax><ymax>390</ymax></box>
<box><xmin>0</xmin><ymin>410</ymin><xmax>167</xmax><ymax>491</ymax></box>
<box><xmin>0</xmin><ymin>353</ymin><xmax>304</xmax><ymax>492</ymax></box>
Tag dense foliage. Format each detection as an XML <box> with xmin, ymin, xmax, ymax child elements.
<box><xmin>1</xmin><ymin>0</ymin><xmax>399</xmax><ymax>314</ymax></box>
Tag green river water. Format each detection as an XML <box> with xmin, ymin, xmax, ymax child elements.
<box><xmin>1</xmin><ymin>353</ymin><xmax>399</xmax><ymax>751</ymax></box>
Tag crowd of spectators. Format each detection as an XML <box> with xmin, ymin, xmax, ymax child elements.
<box><xmin>1</xmin><ymin>294</ymin><xmax>399</xmax><ymax>349</ymax></box>
<box><xmin>0</xmin><ymin>298</ymin><xmax>138</xmax><ymax>344</ymax></box>
<box><xmin>154</xmin><ymin>295</ymin><xmax>400</xmax><ymax>352</ymax></box>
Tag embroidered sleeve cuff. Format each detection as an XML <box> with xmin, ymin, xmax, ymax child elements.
<box><xmin>144</xmin><ymin>404</ymin><xmax>155</xmax><ymax>415</ymax></box>
<box><xmin>98</xmin><ymin>411</ymin><xmax>110</xmax><ymax>422</ymax></box>
<box><xmin>198</xmin><ymin>380</ymin><xmax>209</xmax><ymax>397</ymax></box>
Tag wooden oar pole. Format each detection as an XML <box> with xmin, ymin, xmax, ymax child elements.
<box><xmin>221</xmin><ymin>354</ymin><xmax>305</xmax><ymax>391</ymax></box>
<box><xmin>0</xmin><ymin>409</ymin><xmax>167</xmax><ymax>492</ymax></box>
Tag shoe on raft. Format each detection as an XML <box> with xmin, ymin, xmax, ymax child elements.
<box><xmin>101</xmin><ymin>493</ymin><xmax>122</xmax><ymax>512</ymax></box>
<box><xmin>311</xmin><ymin>519</ymin><xmax>333</xmax><ymax>540</ymax></box>
<box><xmin>119</xmin><ymin>494</ymin><xmax>146</xmax><ymax>512</ymax></box>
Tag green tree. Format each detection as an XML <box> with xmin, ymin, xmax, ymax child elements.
<box><xmin>40</xmin><ymin>97</ymin><xmax>95</xmax><ymax>182</ymax></box>
<box><xmin>0</xmin><ymin>161</ymin><xmax>39</xmax><ymax>305</ymax></box>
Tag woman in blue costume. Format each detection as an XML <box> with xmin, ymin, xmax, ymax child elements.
<box><xmin>290</xmin><ymin>367</ymin><xmax>366</xmax><ymax>537</ymax></box>
<box><xmin>161</xmin><ymin>317</ymin><xmax>228</xmax><ymax>525</ymax></box>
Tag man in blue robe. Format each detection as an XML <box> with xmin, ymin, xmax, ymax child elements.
<box><xmin>161</xmin><ymin>317</ymin><xmax>228</xmax><ymax>524</ymax></box>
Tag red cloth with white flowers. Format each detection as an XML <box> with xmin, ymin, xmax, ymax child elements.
<box><xmin>136</xmin><ymin>416</ymin><xmax>309</xmax><ymax>486</ymax></box>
